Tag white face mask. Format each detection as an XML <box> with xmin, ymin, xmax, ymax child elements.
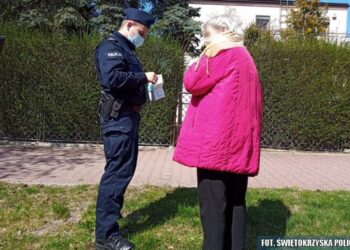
<box><xmin>127</xmin><ymin>27</ymin><xmax>144</xmax><ymax>48</ymax></box>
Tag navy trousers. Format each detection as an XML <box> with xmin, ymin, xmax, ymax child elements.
<box><xmin>95</xmin><ymin>112</ymin><xmax>140</xmax><ymax>240</ymax></box>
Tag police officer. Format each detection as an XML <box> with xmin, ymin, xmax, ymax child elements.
<box><xmin>94</xmin><ymin>8</ymin><xmax>157</xmax><ymax>250</ymax></box>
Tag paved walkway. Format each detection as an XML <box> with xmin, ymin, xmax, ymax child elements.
<box><xmin>0</xmin><ymin>145</ymin><xmax>349</xmax><ymax>190</ymax></box>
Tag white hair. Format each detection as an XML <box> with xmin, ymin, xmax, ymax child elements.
<box><xmin>203</xmin><ymin>8</ymin><xmax>243</xmax><ymax>34</ymax></box>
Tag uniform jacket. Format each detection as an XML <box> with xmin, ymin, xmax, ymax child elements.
<box><xmin>95</xmin><ymin>32</ymin><xmax>148</xmax><ymax>134</ymax></box>
<box><xmin>173</xmin><ymin>47</ymin><xmax>263</xmax><ymax>176</ymax></box>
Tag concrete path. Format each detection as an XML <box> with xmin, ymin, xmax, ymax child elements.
<box><xmin>0</xmin><ymin>145</ymin><xmax>349</xmax><ymax>191</ymax></box>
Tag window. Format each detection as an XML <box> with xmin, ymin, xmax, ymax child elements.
<box><xmin>256</xmin><ymin>15</ymin><xmax>270</xmax><ymax>30</ymax></box>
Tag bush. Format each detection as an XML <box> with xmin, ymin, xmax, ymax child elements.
<box><xmin>0</xmin><ymin>22</ymin><xmax>184</xmax><ymax>144</ymax></box>
<box><xmin>243</xmin><ymin>23</ymin><xmax>273</xmax><ymax>47</ymax></box>
<box><xmin>137</xmin><ymin>36</ymin><xmax>184</xmax><ymax>144</ymax></box>
<box><xmin>243</xmin><ymin>23</ymin><xmax>261</xmax><ymax>47</ymax></box>
<box><xmin>2</xmin><ymin>20</ymin><xmax>349</xmax><ymax>151</ymax></box>
<box><xmin>248</xmin><ymin>37</ymin><xmax>350</xmax><ymax>151</ymax></box>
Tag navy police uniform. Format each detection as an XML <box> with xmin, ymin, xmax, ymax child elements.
<box><xmin>95</xmin><ymin>8</ymin><xmax>155</xmax><ymax>241</ymax></box>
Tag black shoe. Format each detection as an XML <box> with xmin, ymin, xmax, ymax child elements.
<box><xmin>95</xmin><ymin>235</ymin><xmax>135</xmax><ymax>250</ymax></box>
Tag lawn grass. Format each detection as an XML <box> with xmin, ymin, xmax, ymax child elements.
<box><xmin>0</xmin><ymin>182</ymin><xmax>349</xmax><ymax>249</ymax></box>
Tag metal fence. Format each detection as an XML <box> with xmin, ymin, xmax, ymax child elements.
<box><xmin>171</xmin><ymin>92</ymin><xmax>190</xmax><ymax>145</ymax></box>
<box><xmin>0</xmin><ymin>102</ymin><xmax>179</xmax><ymax>146</ymax></box>
<box><xmin>0</xmin><ymin>109</ymin><xmax>176</xmax><ymax>146</ymax></box>
<box><xmin>321</xmin><ymin>32</ymin><xmax>350</xmax><ymax>44</ymax></box>
<box><xmin>271</xmin><ymin>31</ymin><xmax>350</xmax><ymax>44</ymax></box>
<box><xmin>0</xmin><ymin>120</ymin><xmax>103</xmax><ymax>144</ymax></box>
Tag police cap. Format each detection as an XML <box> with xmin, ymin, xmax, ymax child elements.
<box><xmin>123</xmin><ymin>8</ymin><xmax>156</xmax><ymax>29</ymax></box>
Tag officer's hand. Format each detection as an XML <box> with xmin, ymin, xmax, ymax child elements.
<box><xmin>145</xmin><ymin>72</ymin><xmax>158</xmax><ymax>84</ymax></box>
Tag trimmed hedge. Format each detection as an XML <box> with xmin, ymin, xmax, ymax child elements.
<box><xmin>0</xmin><ymin>22</ymin><xmax>184</xmax><ymax>144</ymax></box>
<box><xmin>1</xmin><ymin>21</ymin><xmax>349</xmax><ymax>151</ymax></box>
<box><xmin>248</xmin><ymin>37</ymin><xmax>350</xmax><ymax>151</ymax></box>
<box><xmin>137</xmin><ymin>36</ymin><xmax>184</xmax><ymax>145</ymax></box>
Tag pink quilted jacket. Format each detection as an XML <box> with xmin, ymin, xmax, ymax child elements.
<box><xmin>173</xmin><ymin>47</ymin><xmax>263</xmax><ymax>176</ymax></box>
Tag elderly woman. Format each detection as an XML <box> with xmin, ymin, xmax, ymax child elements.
<box><xmin>173</xmin><ymin>14</ymin><xmax>263</xmax><ymax>250</ymax></box>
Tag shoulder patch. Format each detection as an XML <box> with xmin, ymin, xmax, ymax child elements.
<box><xmin>106</xmin><ymin>51</ymin><xmax>123</xmax><ymax>60</ymax></box>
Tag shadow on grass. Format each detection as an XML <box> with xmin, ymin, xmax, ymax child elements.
<box><xmin>247</xmin><ymin>199</ymin><xmax>291</xmax><ymax>249</ymax></box>
<box><xmin>124</xmin><ymin>188</ymin><xmax>291</xmax><ymax>249</ymax></box>
<box><xmin>124</xmin><ymin>188</ymin><xmax>198</xmax><ymax>236</ymax></box>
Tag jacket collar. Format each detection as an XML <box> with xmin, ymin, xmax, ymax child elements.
<box><xmin>112</xmin><ymin>31</ymin><xmax>136</xmax><ymax>51</ymax></box>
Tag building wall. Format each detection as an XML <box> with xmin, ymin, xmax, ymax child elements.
<box><xmin>190</xmin><ymin>1</ymin><xmax>348</xmax><ymax>34</ymax></box>
<box><xmin>327</xmin><ymin>8</ymin><xmax>348</xmax><ymax>33</ymax></box>
<box><xmin>321</xmin><ymin>0</ymin><xmax>350</xmax><ymax>34</ymax></box>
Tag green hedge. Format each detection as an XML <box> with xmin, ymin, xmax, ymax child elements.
<box><xmin>0</xmin><ymin>22</ymin><xmax>184</xmax><ymax>144</ymax></box>
<box><xmin>248</xmin><ymin>37</ymin><xmax>350</xmax><ymax>151</ymax></box>
<box><xmin>1</xmin><ymin>21</ymin><xmax>350</xmax><ymax>151</ymax></box>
